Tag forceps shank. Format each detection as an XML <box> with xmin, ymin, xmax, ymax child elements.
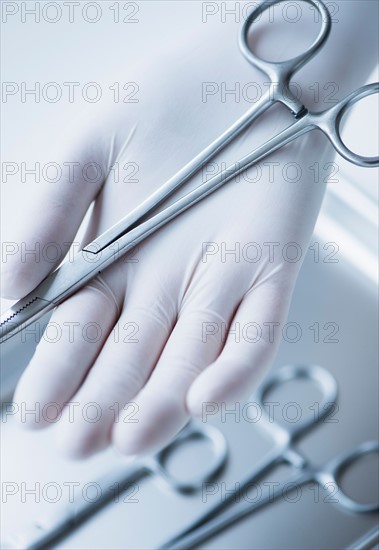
<box><xmin>6</xmin><ymin>460</ymin><xmax>146</xmax><ymax>550</ymax></box>
<box><xmin>0</xmin><ymin>109</ymin><xmax>309</xmax><ymax>343</ymax></box>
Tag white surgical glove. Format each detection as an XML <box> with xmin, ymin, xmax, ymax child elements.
<box><xmin>2</xmin><ymin>1</ymin><xmax>377</xmax><ymax>458</ymax></box>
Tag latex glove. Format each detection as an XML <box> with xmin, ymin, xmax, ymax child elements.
<box><xmin>2</xmin><ymin>1</ymin><xmax>377</xmax><ymax>458</ymax></box>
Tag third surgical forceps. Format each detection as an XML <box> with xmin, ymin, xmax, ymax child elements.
<box><xmin>1</xmin><ymin>0</ymin><xmax>378</xmax><ymax>341</ymax></box>
<box><xmin>160</xmin><ymin>365</ymin><xmax>379</xmax><ymax>549</ymax></box>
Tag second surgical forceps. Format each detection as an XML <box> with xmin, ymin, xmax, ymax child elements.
<box><xmin>1</xmin><ymin>0</ymin><xmax>378</xmax><ymax>341</ymax></box>
<box><xmin>5</xmin><ymin>422</ymin><xmax>228</xmax><ymax>549</ymax></box>
<box><xmin>160</xmin><ymin>365</ymin><xmax>379</xmax><ymax>549</ymax></box>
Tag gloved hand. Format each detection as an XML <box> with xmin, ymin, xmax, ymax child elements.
<box><xmin>2</xmin><ymin>1</ymin><xmax>377</xmax><ymax>458</ymax></box>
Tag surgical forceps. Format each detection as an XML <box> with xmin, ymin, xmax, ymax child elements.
<box><xmin>160</xmin><ymin>365</ymin><xmax>379</xmax><ymax>549</ymax></box>
<box><xmin>347</xmin><ymin>526</ymin><xmax>379</xmax><ymax>550</ymax></box>
<box><xmin>1</xmin><ymin>0</ymin><xmax>378</xmax><ymax>342</ymax></box>
<box><xmin>5</xmin><ymin>422</ymin><xmax>227</xmax><ymax>549</ymax></box>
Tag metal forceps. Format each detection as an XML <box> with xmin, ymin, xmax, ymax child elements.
<box><xmin>160</xmin><ymin>365</ymin><xmax>379</xmax><ymax>549</ymax></box>
<box><xmin>1</xmin><ymin>0</ymin><xmax>378</xmax><ymax>342</ymax></box>
<box><xmin>5</xmin><ymin>422</ymin><xmax>227</xmax><ymax>549</ymax></box>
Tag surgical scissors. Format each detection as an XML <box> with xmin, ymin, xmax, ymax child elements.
<box><xmin>159</xmin><ymin>365</ymin><xmax>379</xmax><ymax>549</ymax></box>
<box><xmin>5</xmin><ymin>421</ymin><xmax>228</xmax><ymax>549</ymax></box>
<box><xmin>1</xmin><ymin>0</ymin><xmax>378</xmax><ymax>342</ymax></box>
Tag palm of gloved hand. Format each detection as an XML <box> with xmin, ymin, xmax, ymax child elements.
<box><xmin>4</xmin><ymin>28</ymin><xmax>333</xmax><ymax>458</ymax></box>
